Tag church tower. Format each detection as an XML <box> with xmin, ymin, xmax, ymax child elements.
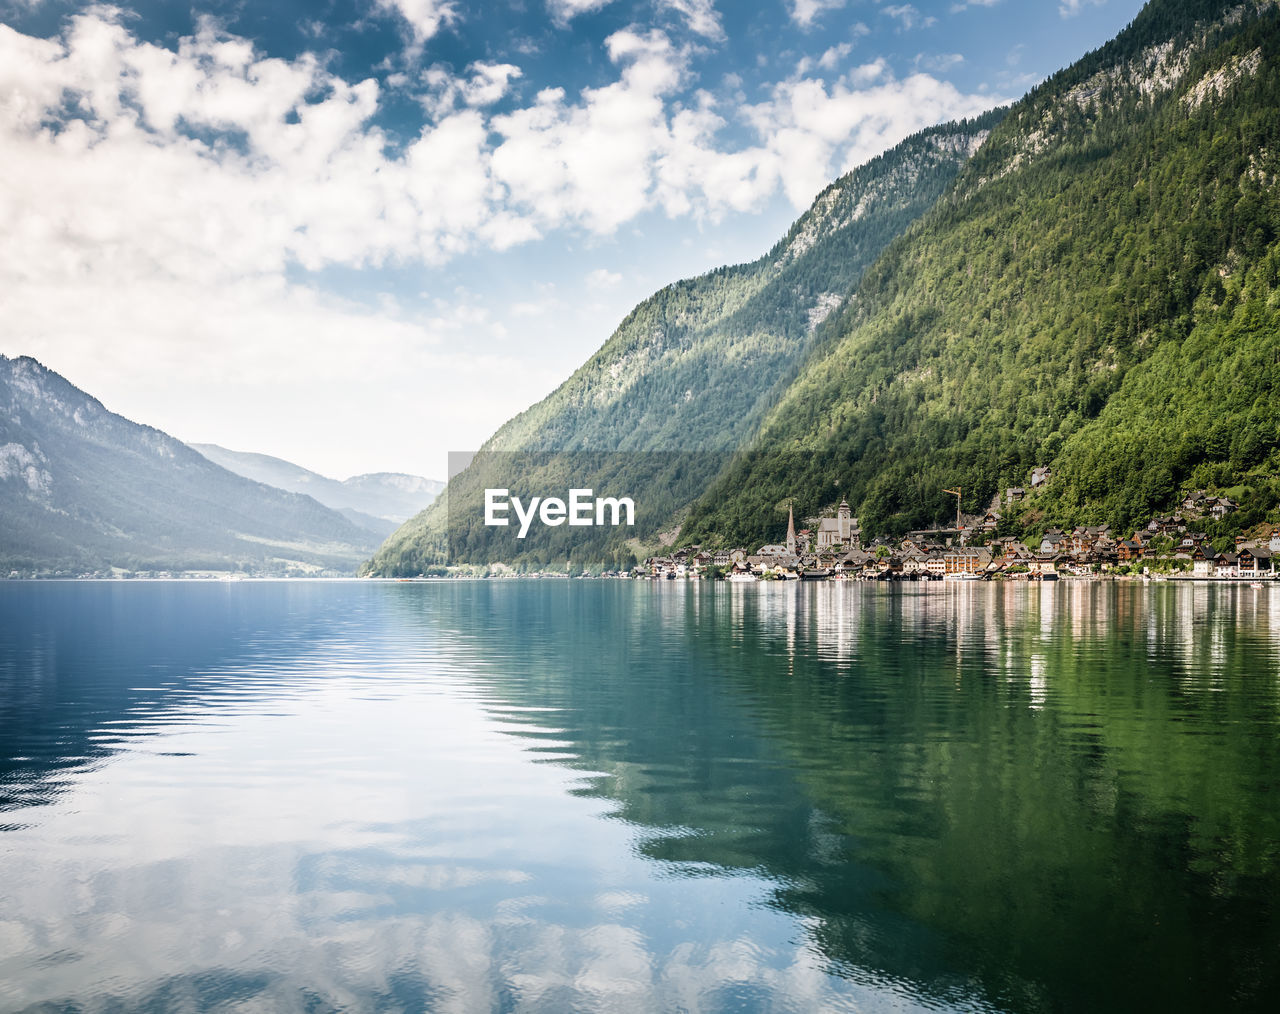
<box><xmin>786</xmin><ymin>502</ymin><xmax>797</xmax><ymax>555</ymax></box>
<box><xmin>837</xmin><ymin>498</ymin><xmax>851</xmax><ymax>542</ymax></box>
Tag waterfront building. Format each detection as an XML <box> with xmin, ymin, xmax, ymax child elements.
<box><xmin>815</xmin><ymin>499</ymin><xmax>859</xmax><ymax>549</ymax></box>
<box><xmin>944</xmin><ymin>548</ymin><xmax>991</xmax><ymax>575</ymax></box>
<box><xmin>1237</xmin><ymin>547</ymin><xmax>1273</xmax><ymax>575</ymax></box>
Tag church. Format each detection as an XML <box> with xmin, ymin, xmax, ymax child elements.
<box><xmin>785</xmin><ymin>498</ymin><xmax>861</xmax><ymax>554</ymax></box>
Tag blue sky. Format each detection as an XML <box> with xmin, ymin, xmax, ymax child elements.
<box><xmin>0</xmin><ymin>0</ymin><xmax>1145</xmax><ymax>479</ymax></box>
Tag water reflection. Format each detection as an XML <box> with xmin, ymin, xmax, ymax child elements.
<box><xmin>1</xmin><ymin>581</ymin><xmax>1279</xmax><ymax>1012</ymax></box>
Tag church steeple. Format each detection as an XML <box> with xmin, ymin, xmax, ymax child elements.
<box><xmin>786</xmin><ymin>502</ymin><xmax>796</xmax><ymax>555</ymax></box>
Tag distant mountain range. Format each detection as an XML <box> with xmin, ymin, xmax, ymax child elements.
<box><xmin>368</xmin><ymin>0</ymin><xmax>1280</xmax><ymax>572</ymax></box>
<box><xmin>1</xmin><ymin>356</ymin><xmax>381</xmax><ymax>576</ymax></box>
<box><xmin>189</xmin><ymin>443</ymin><xmax>442</xmax><ymax>537</ymax></box>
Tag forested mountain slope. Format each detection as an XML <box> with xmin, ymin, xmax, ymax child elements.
<box><xmin>365</xmin><ymin>112</ymin><xmax>1004</xmax><ymax>573</ymax></box>
<box><xmin>482</xmin><ymin>113</ymin><xmax>1001</xmax><ymax>456</ymax></box>
<box><xmin>1</xmin><ymin>356</ymin><xmax>380</xmax><ymax>575</ymax></box>
<box><xmin>680</xmin><ymin>0</ymin><xmax>1280</xmax><ymax>547</ymax></box>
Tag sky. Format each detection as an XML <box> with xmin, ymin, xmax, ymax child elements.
<box><xmin>0</xmin><ymin>0</ymin><xmax>1147</xmax><ymax>481</ymax></box>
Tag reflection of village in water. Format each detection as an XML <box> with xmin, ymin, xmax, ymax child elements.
<box><xmin>563</xmin><ymin>578</ymin><xmax>1280</xmax><ymax>1012</ymax></box>
<box><xmin>643</xmin><ymin>481</ymin><xmax>1278</xmax><ymax>583</ymax></box>
<box><xmin>643</xmin><ymin>578</ymin><xmax>1280</xmax><ymax>725</ymax></box>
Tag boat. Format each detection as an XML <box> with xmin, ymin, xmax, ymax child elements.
<box><xmin>727</xmin><ymin>570</ymin><xmax>757</xmax><ymax>583</ymax></box>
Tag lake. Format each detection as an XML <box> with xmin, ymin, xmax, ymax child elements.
<box><xmin>1</xmin><ymin>579</ymin><xmax>1278</xmax><ymax>1012</ymax></box>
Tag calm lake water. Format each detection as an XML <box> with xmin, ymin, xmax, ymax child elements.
<box><xmin>1</xmin><ymin>579</ymin><xmax>1278</xmax><ymax>1013</ymax></box>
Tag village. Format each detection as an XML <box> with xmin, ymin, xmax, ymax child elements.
<box><xmin>641</xmin><ymin>472</ymin><xmax>1279</xmax><ymax>583</ymax></box>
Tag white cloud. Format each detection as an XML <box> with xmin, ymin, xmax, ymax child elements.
<box><xmin>882</xmin><ymin>5</ymin><xmax>937</xmax><ymax>31</ymax></box>
<box><xmin>848</xmin><ymin>57</ymin><xmax>889</xmax><ymax>84</ymax></box>
<box><xmin>0</xmin><ymin>11</ymin><xmax>1000</xmax><ymax>265</ymax></box>
<box><xmin>462</xmin><ymin>61</ymin><xmax>523</xmax><ymax>105</ymax></box>
<box><xmin>547</xmin><ymin>0</ymin><xmax>616</xmax><ymax>26</ymax></box>
<box><xmin>488</xmin><ymin>28</ymin><xmax>685</xmax><ymax>234</ymax></box>
<box><xmin>586</xmin><ymin>267</ymin><xmax>623</xmax><ymax>288</ymax></box>
<box><xmin>914</xmin><ymin>52</ymin><xmax>964</xmax><ymax>72</ymax></box>
<box><xmin>419</xmin><ymin>60</ymin><xmax>523</xmax><ymax>115</ymax></box>
<box><xmin>1059</xmin><ymin>0</ymin><xmax>1105</xmax><ymax>17</ymax></box>
<box><xmin>950</xmin><ymin>0</ymin><xmax>1001</xmax><ymax>12</ymax></box>
<box><xmin>787</xmin><ymin>0</ymin><xmax>846</xmax><ymax>29</ymax></box>
<box><xmin>735</xmin><ymin>62</ymin><xmax>996</xmax><ymax>206</ymax></box>
<box><xmin>818</xmin><ymin>43</ymin><xmax>853</xmax><ymax>70</ymax></box>
<box><xmin>656</xmin><ymin>0</ymin><xmax>725</xmax><ymax>41</ymax></box>
<box><xmin>375</xmin><ymin>0</ymin><xmax>459</xmax><ymax>44</ymax></box>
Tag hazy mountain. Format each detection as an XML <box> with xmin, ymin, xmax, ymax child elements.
<box><xmin>365</xmin><ymin>110</ymin><xmax>1006</xmax><ymax>574</ymax></box>
<box><xmin>1</xmin><ymin>356</ymin><xmax>381</xmax><ymax>576</ymax></box>
<box><xmin>680</xmin><ymin>0</ymin><xmax>1280</xmax><ymax>546</ymax></box>
<box><xmin>189</xmin><ymin>443</ymin><xmax>442</xmax><ymax>533</ymax></box>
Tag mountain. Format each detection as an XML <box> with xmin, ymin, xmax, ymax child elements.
<box><xmin>189</xmin><ymin>443</ymin><xmax>442</xmax><ymax>536</ymax></box>
<box><xmin>340</xmin><ymin>472</ymin><xmax>443</xmax><ymax>520</ymax></box>
<box><xmin>679</xmin><ymin>0</ymin><xmax>1280</xmax><ymax>548</ymax></box>
<box><xmin>1</xmin><ymin>356</ymin><xmax>381</xmax><ymax>576</ymax></box>
<box><xmin>365</xmin><ymin>109</ymin><xmax>1006</xmax><ymax>574</ymax></box>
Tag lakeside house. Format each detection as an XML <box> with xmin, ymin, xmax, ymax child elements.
<box><xmin>944</xmin><ymin>547</ymin><xmax>991</xmax><ymax>575</ymax></box>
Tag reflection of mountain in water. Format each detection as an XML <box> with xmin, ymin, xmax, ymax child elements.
<box><xmin>4</xmin><ymin>581</ymin><xmax>1280</xmax><ymax>1012</ymax></box>
<box><xmin>389</xmin><ymin>581</ymin><xmax>1280</xmax><ymax>1013</ymax></box>
<box><xmin>0</xmin><ymin>582</ymin><xmax>360</xmax><ymax>813</ymax></box>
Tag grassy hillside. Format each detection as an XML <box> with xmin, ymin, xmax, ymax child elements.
<box><xmin>680</xmin><ymin>0</ymin><xmax>1280</xmax><ymax>547</ymax></box>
